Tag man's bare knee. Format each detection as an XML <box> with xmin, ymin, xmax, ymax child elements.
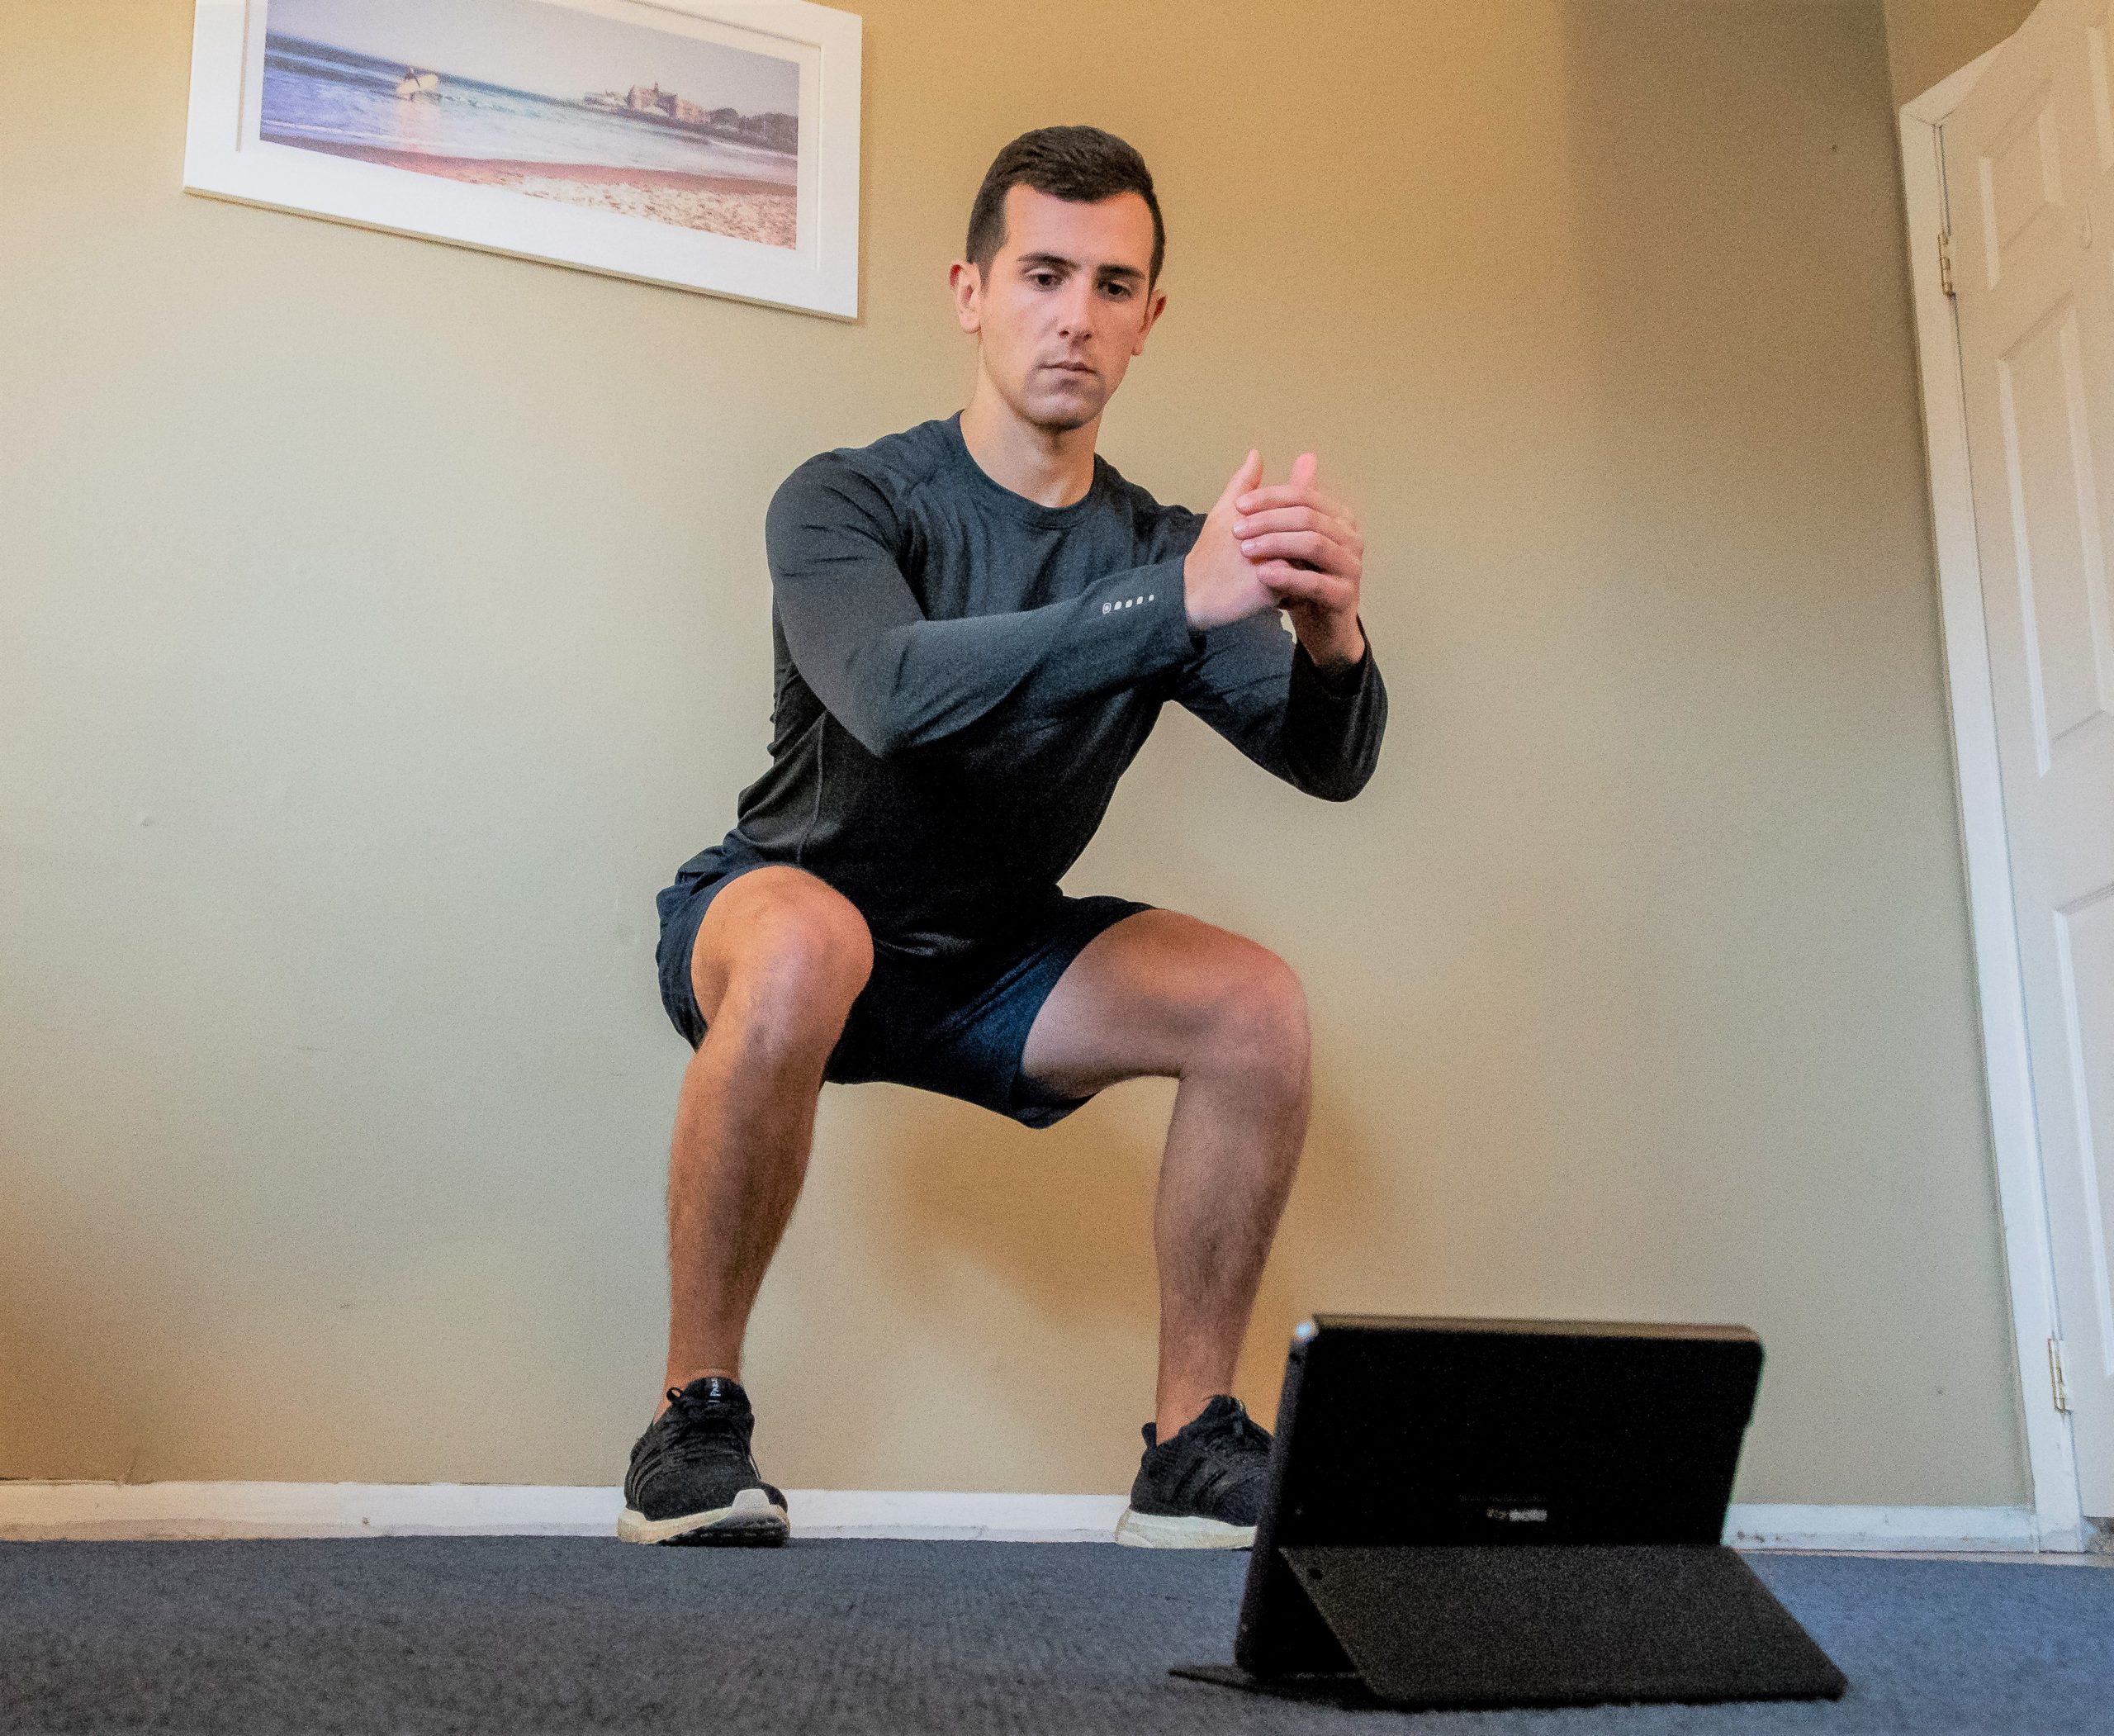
<box><xmin>692</xmin><ymin>867</ymin><xmax>873</xmax><ymax>1060</ymax></box>
<box><xmin>1197</xmin><ymin>946</ymin><xmax>1311</xmax><ymax>1097</ymax></box>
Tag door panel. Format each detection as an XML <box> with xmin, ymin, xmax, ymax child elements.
<box><xmin>1977</xmin><ymin>84</ymin><xmax>2064</xmax><ymax>290</ymax></box>
<box><xmin>2051</xmin><ymin>885</ymin><xmax>2114</xmax><ymax>1365</ymax></box>
<box><xmin>1995</xmin><ymin>298</ymin><xmax>2114</xmax><ymax>762</ymax></box>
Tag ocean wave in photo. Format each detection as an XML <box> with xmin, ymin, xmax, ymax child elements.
<box><xmin>260</xmin><ymin>36</ymin><xmax>797</xmax><ymax>247</ymax></box>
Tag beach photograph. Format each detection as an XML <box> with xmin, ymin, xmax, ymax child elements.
<box><xmin>260</xmin><ymin>0</ymin><xmax>800</xmax><ymax>249</ymax></box>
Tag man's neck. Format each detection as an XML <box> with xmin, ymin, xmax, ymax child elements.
<box><xmin>958</xmin><ymin>380</ymin><xmax>1100</xmax><ymax>509</ymax></box>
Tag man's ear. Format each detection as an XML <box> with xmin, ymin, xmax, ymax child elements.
<box><xmin>1131</xmin><ymin>285</ymin><xmax>1168</xmax><ymax>355</ymax></box>
<box><xmin>949</xmin><ymin>259</ymin><xmax>984</xmax><ymax>335</ymax></box>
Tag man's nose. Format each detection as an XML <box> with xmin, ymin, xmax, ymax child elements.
<box><xmin>1055</xmin><ymin>282</ymin><xmax>1096</xmax><ymax>339</ymax></box>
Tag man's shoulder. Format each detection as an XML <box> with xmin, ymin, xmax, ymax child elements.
<box><xmin>780</xmin><ymin>417</ymin><xmax>955</xmax><ymax>505</ymax></box>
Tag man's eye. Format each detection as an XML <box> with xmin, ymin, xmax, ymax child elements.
<box><xmin>1103</xmin><ymin>282</ymin><xmax>1131</xmax><ymax>298</ymax></box>
<box><xmin>1031</xmin><ymin>273</ymin><xmax>1059</xmax><ymax>287</ymax></box>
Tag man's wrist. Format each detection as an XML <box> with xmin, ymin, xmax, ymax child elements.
<box><xmin>1300</xmin><ymin>615</ymin><xmax>1367</xmax><ymax>685</ymax></box>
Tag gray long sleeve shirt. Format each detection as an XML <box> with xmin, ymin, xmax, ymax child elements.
<box><xmin>671</xmin><ymin>413</ymin><xmax>1387</xmax><ymax>959</ymax></box>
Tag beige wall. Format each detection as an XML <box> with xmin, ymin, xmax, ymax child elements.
<box><xmin>1884</xmin><ymin>0</ymin><xmax>2039</xmax><ymax>105</ymax></box>
<box><xmin>1</xmin><ymin>0</ymin><xmax>2028</xmax><ymax>1506</ymax></box>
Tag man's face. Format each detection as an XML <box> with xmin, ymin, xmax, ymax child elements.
<box><xmin>952</xmin><ymin>183</ymin><xmax>1165</xmax><ymax>433</ymax></box>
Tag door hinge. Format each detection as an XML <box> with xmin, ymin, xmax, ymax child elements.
<box><xmin>2050</xmin><ymin>1337</ymin><xmax>2072</xmax><ymax>1413</ymax></box>
<box><xmin>1939</xmin><ymin>230</ymin><xmax>1956</xmax><ymax>296</ymax></box>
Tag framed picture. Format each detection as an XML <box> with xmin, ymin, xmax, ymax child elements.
<box><xmin>183</xmin><ymin>0</ymin><xmax>861</xmax><ymax>319</ymax></box>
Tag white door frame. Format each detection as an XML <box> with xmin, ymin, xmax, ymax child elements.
<box><xmin>1898</xmin><ymin>40</ymin><xmax>2090</xmax><ymax>1553</ymax></box>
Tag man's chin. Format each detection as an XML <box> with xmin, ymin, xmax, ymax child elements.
<box><xmin>1021</xmin><ymin>387</ymin><xmax>1105</xmax><ymax>433</ymax></box>
<box><xmin>990</xmin><ymin>364</ymin><xmax>1112</xmax><ymax>433</ymax></box>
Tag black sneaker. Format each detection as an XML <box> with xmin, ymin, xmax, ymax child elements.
<box><xmin>617</xmin><ymin>1374</ymin><xmax>790</xmax><ymax>1545</ymax></box>
<box><xmin>1114</xmin><ymin>1393</ymin><xmax>1273</xmax><ymax>1549</ymax></box>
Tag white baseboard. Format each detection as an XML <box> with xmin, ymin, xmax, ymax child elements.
<box><xmin>0</xmin><ymin>1482</ymin><xmax>2058</xmax><ymax>1551</ymax></box>
<box><xmin>0</xmin><ymin>1482</ymin><xmax>1126</xmax><ymax>1544</ymax></box>
<box><xmin>1723</xmin><ymin>1503</ymin><xmax>2045</xmax><ymax>1552</ymax></box>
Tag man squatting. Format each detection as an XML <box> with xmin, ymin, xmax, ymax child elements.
<box><xmin>622</xmin><ymin>125</ymin><xmax>1386</xmax><ymax>1549</ymax></box>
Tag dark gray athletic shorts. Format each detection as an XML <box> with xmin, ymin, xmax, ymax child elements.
<box><xmin>654</xmin><ymin>858</ymin><xmax>1154</xmax><ymax>1130</ymax></box>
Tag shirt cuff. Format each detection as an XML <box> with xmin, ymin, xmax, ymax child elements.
<box><xmin>1119</xmin><ymin>556</ymin><xmax>1202</xmax><ymax>667</ymax></box>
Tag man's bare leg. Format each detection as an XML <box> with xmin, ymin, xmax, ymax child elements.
<box><xmin>658</xmin><ymin>865</ymin><xmax>873</xmax><ymax>1417</ymax></box>
<box><xmin>1019</xmin><ymin>908</ymin><xmax>1311</xmax><ymax>1443</ymax></box>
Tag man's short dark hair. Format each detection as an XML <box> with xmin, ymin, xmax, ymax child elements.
<box><xmin>965</xmin><ymin>125</ymin><xmax>1165</xmax><ymax>287</ymax></box>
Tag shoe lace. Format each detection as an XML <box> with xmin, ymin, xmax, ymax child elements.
<box><xmin>659</xmin><ymin>1382</ymin><xmax>751</xmax><ymax>1466</ymax></box>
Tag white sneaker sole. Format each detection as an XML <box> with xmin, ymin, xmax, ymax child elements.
<box><xmin>616</xmin><ymin>1485</ymin><xmax>789</xmax><ymax>1546</ymax></box>
<box><xmin>1113</xmin><ymin>1506</ymin><xmax>1257</xmax><ymax>1549</ymax></box>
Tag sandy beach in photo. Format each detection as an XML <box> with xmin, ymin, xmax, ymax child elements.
<box><xmin>286</xmin><ymin>139</ymin><xmax>796</xmax><ymax>247</ymax></box>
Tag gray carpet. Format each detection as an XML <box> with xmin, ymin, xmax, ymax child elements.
<box><xmin>0</xmin><ymin>1539</ymin><xmax>2107</xmax><ymax>1734</ymax></box>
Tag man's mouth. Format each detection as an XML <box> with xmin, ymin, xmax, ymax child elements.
<box><xmin>1043</xmin><ymin>361</ymin><xmax>1093</xmax><ymax>375</ymax></box>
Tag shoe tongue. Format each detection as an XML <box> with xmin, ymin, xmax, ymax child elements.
<box><xmin>1191</xmin><ymin>1394</ymin><xmax>1245</xmax><ymax>1430</ymax></box>
<box><xmin>679</xmin><ymin>1374</ymin><xmax>746</xmax><ymax>1408</ymax></box>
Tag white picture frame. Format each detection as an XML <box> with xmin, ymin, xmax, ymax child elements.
<box><xmin>183</xmin><ymin>0</ymin><xmax>861</xmax><ymax>319</ymax></box>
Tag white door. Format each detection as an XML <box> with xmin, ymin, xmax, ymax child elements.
<box><xmin>1946</xmin><ymin>0</ymin><xmax>2114</xmax><ymax>1518</ymax></box>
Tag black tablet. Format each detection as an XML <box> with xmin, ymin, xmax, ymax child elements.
<box><xmin>1178</xmin><ymin>1314</ymin><xmax>1845</xmax><ymax>1710</ymax></box>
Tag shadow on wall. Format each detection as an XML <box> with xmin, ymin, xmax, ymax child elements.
<box><xmin>0</xmin><ymin>1176</ymin><xmax>146</xmax><ymax>1482</ymax></box>
<box><xmin>1544</xmin><ymin>0</ymin><xmax>2025</xmax><ymax>1503</ymax></box>
<box><xmin>828</xmin><ymin>1017</ymin><xmax>1401</xmax><ymax>1482</ymax></box>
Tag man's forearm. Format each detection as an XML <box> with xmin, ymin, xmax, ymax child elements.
<box><xmin>1282</xmin><ymin>626</ymin><xmax>1386</xmax><ymax>798</ymax></box>
<box><xmin>779</xmin><ymin>553</ymin><xmax>1200</xmax><ymax>761</ymax></box>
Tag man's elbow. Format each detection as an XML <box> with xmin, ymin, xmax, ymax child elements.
<box><xmin>847</xmin><ymin>715</ymin><xmax>914</xmax><ymax>761</ymax></box>
<box><xmin>1301</xmin><ymin>761</ymin><xmax>1379</xmax><ymax>802</ymax></box>
<box><xmin>1291</xmin><ymin>732</ymin><xmax>1386</xmax><ymax>801</ymax></box>
<box><xmin>840</xmin><ymin>704</ymin><xmax>957</xmax><ymax>764</ymax></box>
